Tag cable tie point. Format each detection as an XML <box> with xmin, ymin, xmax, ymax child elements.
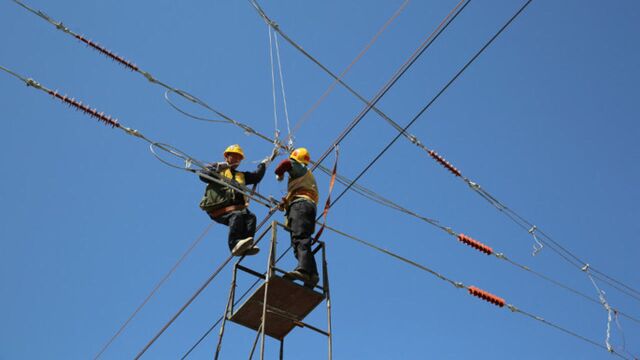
<box><xmin>581</xmin><ymin>264</ymin><xmax>590</xmax><ymax>272</ymax></box>
<box><xmin>142</xmin><ymin>71</ymin><xmax>156</xmax><ymax>83</ymax></box>
<box><xmin>26</xmin><ymin>78</ymin><xmax>41</xmax><ymax>89</ymax></box>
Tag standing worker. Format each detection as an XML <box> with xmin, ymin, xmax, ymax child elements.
<box><xmin>199</xmin><ymin>144</ymin><xmax>267</xmax><ymax>256</ymax></box>
<box><xmin>275</xmin><ymin>147</ymin><xmax>320</xmax><ymax>287</ymax></box>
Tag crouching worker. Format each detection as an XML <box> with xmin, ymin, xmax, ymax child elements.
<box><xmin>275</xmin><ymin>147</ymin><xmax>320</xmax><ymax>287</ymax></box>
<box><xmin>199</xmin><ymin>144</ymin><xmax>266</xmax><ymax>256</ymax></box>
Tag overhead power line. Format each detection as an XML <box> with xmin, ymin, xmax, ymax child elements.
<box><xmin>287</xmin><ymin>0</ymin><xmax>412</xmax><ymax>140</ymax></box>
<box><xmin>323</xmin><ymin>224</ymin><xmax>632</xmax><ymax>360</ymax></box>
<box><xmin>248</xmin><ymin>0</ymin><xmax>640</xmax><ymax>302</ymax></box>
<box><xmin>247</xmin><ymin>0</ymin><xmax>473</xmax><ymax>170</ymax></box>
<box><xmin>93</xmin><ymin>223</ymin><xmax>213</xmax><ymax>359</ymax></box>
<box><xmin>9</xmin><ymin>0</ymin><xmax>637</xmax><ymax>357</ymax></box>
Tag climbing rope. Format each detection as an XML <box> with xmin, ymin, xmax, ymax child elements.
<box><xmin>268</xmin><ymin>25</ymin><xmax>280</xmax><ymax>141</ymax></box>
<box><xmin>312</xmin><ymin>146</ymin><xmax>339</xmax><ymax>244</ymax></box>
<box><xmin>266</xmin><ymin>24</ymin><xmax>291</xmax><ymax>159</ymax></box>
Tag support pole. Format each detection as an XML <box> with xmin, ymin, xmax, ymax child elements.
<box><xmin>279</xmin><ymin>338</ymin><xmax>284</xmax><ymax>360</ymax></box>
<box><xmin>214</xmin><ymin>262</ymin><xmax>238</xmax><ymax>360</ymax></box>
<box><xmin>248</xmin><ymin>323</ymin><xmax>263</xmax><ymax>359</ymax></box>
<box><xmin>322</xmin><ymin>242</ymin><xmax>333</xmax><ymax>360</ymax></box>
<box><xmin>260</xmin><ymin>221</ymin><xmax>278</xmax><ymax>360</ymax></box>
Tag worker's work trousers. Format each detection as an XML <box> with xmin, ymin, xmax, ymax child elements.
<box><xmin>287</xmin><ymin>199</ymin><xmax>318</xmax><ymax>276</ymax></box>
<box><xmin>213</xmin><ymin>208</ymin><xmax>257</xmax><ymax>251</ymax></box>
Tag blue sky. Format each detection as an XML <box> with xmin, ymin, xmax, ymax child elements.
<box><xmin>1</xmin><ymin>0</ymin><xmax>639</xmax><ymax>359</ymax></box>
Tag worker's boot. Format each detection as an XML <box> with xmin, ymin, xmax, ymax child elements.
<box><xmin>283</xmin><ymin>269</ymin><xmax>307</xmax><ymax>282</ymax></box>
<box><xmin>304</xmin><ymin>273</ymin><xmax>319</xmax><ymax>289</ymax></box>
<box><xmin>231</xmin><ymin>237</ymin><xmax>255</xmax><ymax>256</ymax></box>
<box><xmin>242</xmin><ymin>246</ymin><xmax>260</xmax><ymax>256</ymax></box>
<box><xmin>284</xmin><ymin>270</ymin><xmax>318</xmax><ymax>288</ymax></box>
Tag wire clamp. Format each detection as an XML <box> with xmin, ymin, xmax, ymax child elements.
<box><xmin>453</xmin><ymin>282</ymin><xmax>464</xmax><ymax>289</ymax></box>
<box><xmin>55</xmin><ymin>21</ymin><xmax>68</xmax><ymax>32</ymax></box>
<box><xmin>175</xmin><ymin>89</ymin><xmax>198</xmax><ymax>104</ymax></box>
<box><xmin>507</xmin><ymin>304</ymin><xmax>518</xmax><ymax>313</ymax></box>
<box><xmin>581</xmin><ymin>263</ymin><xmax>590</xmax><ymax>272</ymax></box>
<box><xmin>268</xmin><ymin>19</ymin><xmax>279</xmax><ymax>30</ymax></box>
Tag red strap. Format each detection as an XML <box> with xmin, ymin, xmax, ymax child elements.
<box><xmin>312</xmin><ymin>147</ymin><xmax>339</xmax><ymax>244</ymax></box>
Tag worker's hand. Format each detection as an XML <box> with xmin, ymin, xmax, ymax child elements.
<box><xmin>276</xmin><ymin>174</ymin><xmax>284</xmax><ymax>182</ymax></box>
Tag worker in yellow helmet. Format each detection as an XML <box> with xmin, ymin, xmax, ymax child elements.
<box><xmin>274</xmin><ymin>147</ymin><xmax>320</xmax><ymax>287</ymax></box>
<box><xmin>198</xmin><ymin>144</ymin><xmax>268</xmax><ymax>256</ymax></box>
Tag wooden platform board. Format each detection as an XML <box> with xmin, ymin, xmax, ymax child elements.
<box><xmin>229</xmin><ymin>275</ymin><xmax>325</xmax><ymax>340</ymax></box>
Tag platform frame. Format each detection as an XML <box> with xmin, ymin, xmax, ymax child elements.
<box><xmin>214</xmin><ymin>221</ymin><xmax>332</xmax><ymax>360</ymax></box>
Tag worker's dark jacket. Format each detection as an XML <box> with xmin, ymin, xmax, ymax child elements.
<box><xmin>199</xmin><ymin>162</ymin><xmax>266</xmax><ymax>213</ymax></box>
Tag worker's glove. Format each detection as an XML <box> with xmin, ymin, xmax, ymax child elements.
<box><xmin>261</xmin><ymin>147</ymin><xmax>279</xmax><ymax>165</ymax></box>
<box><xmin>277</xmin><ymin>197</ymin><xmax>287</xmax><ymax>211</ymax></box>
<box><xmin>214</xmin><ymin>161</ymin><xmax>231</xmax><ymax>171</ymax></box>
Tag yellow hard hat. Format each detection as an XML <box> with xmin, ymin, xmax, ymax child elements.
<box><xmin>223</xmin><ymin>144</ymin><xmax>245</xmax><ymax>159</ymax></box>
<box><xmin>290</xmin><ymin>147</ymin><xmax>311</xmax><ymax>165</ymax></box>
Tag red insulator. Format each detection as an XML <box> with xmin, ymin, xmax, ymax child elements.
<box><xmin>428</xmin><ymin>150</ymin><xmax>461</xmax><ymax>177</ymax></box>
<box><xmin>458</xmin><ymin>234</ymin><xmax>493</xmax><ymax>255</ymax></box>
<box><xmin>468</xmin><ymin>286</ymin><xmax>505</xmax><ymax>307</ymax></box>
<box><xmin>74</xmin><ymin>34</ymin><xmax>139</xmax><ymax>72</ymax></box>
<box><xmin>48</xmin><ymin>90</ymin><xmax>120</xmax><ymax>128</ymax></box>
